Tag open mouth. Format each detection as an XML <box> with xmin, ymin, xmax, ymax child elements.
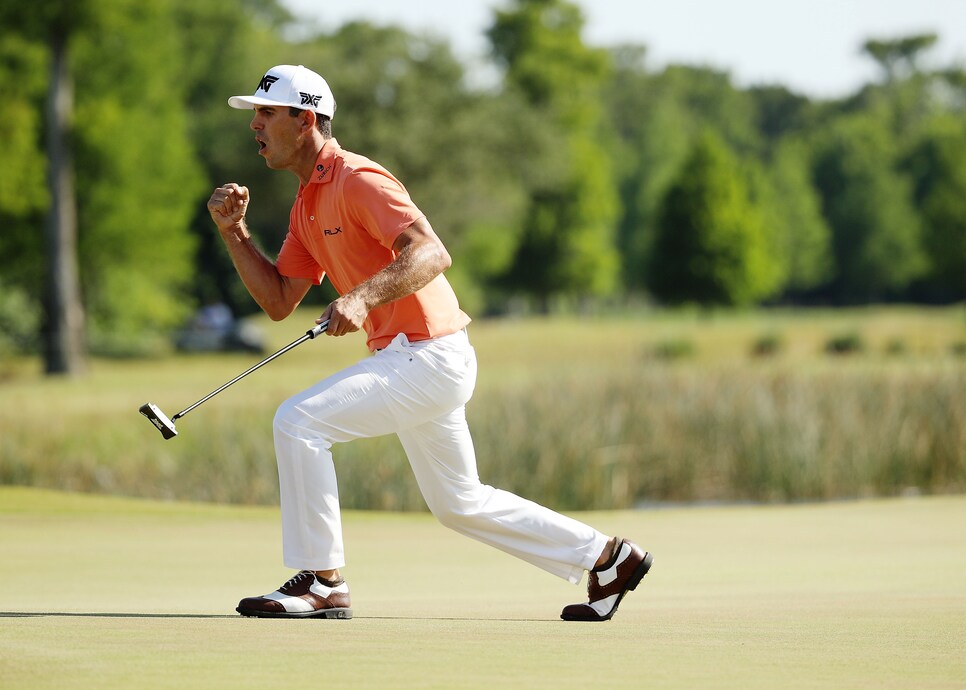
<box><xmin>257</xmin><ymin>138</ymin><xmax>267</xmax><ymax>154</ymax></box>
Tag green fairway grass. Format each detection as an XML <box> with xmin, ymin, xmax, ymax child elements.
<box><xmin>1</xmin><ymin>488</ymin><xmax>964</xmax><ymax>689</ymax></box>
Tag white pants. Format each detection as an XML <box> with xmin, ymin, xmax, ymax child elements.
<box><xmin>272</xmin><ymin>329</ymin><xmax>608</xmax><ymax>584</ymax></box>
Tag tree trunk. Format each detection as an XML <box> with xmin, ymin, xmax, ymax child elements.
<box><xmin>44</xmin><ymin>27</ymin><xmax>86</xmax><ymax>375</ymax></box>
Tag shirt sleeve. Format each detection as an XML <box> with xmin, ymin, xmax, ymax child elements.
<box><xmin>276</xmin><ymin>212</ymin><xmax>326</xmax><ymax>284</ymax></box>
<box><xmin>343</xmin><ymin>168</ymin><xmax>425</xmax><ymax>250</ymax></box>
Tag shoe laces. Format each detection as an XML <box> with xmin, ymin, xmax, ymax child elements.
<box><xmin>282</xmin><ymin>570</ymin><xmax>315</xmax><ymax>589</ymax></box>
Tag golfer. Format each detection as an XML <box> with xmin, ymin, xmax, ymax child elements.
<box><xmin>208</xmin><ymin>64</ymin><xmax>652</xmax><ymax>621</ymax></box>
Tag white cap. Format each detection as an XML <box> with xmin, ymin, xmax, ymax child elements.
<box><xmin>228</xmin><ymin>64</ymin><xmax>336</xmax><ymax>119</ymax></box>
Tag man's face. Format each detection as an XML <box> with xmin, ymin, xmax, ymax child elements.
<box><xmin>250</xmin><ymin>106</ymin><xmax>303</xmax><ymax>170</ymax></box>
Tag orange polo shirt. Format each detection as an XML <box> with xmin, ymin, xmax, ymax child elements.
<box><xmin>275</xmin><ymin>138</ymin><xmax>470</xmax><ymax>351</ymax></box>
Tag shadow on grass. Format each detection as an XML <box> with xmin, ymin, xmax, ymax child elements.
<box><xmin>0</xmin><ymin>611</ymin><xmax>237</xmax><ymax>619</ymax></box>
<box><xmin>0</xmin><ymin>611</ymin><xmax>557</xmax><ymax>622</ymax></box>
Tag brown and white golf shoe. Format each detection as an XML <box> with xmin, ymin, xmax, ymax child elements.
<box><xmin>560</xmin><ymin>538</ymin><xmax>653</xmax><ymax>622</ymax></box>
<box><xmin>236</xmin><ymin>570</ymin><xmax>352</xmax><ymax>619</ymax></box>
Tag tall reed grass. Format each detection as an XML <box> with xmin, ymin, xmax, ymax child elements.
<box><xmin>468</xmin><ymin>361</ymin><xmax>966</xmax><ymax>508</ymax></box>
<box><xmin>1</xmin><ymin>308</ymin><xmax>964</xmax><ymax>509</ymax></box>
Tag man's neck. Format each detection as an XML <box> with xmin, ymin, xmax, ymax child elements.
<box><xmin>293</xmin><ymin>135</ymin><xmax>327</xmax><ymax>187</ymax></box>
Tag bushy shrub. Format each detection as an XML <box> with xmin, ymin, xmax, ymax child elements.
<box><xmin>0</xmin><ymin>281</ymin><xmax>39</xmax><ymax>355</ymax></box>
<box><xmin>751</xmin><ymin>333</ymin><xmax>784</xmax><ymax>357</ymax></box>
<box><xmin>825</xmin><ymin>332</ymin><xmax>865</xmax><ymax>355</ymax></box>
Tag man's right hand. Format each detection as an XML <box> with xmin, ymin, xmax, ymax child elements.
<box><xmin>207</xmin><ymin>183</ymin><xmax>250</xmax><ymax>232</ymax></box>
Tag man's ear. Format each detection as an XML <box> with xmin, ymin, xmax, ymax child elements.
<box><xmin>301</xmin><ymin>109</ymin><xmax>317</xmax><ymax>133</ymax></box>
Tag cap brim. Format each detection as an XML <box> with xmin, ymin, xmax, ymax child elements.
<box><xmin>228</xmin><ymin>95</ymin><xmax>285</xmax><ymax>110</ymax></box>
<box><xmin>228</xmin><ymin>94</ymin><xmax>334</xmax><ymax>118</ymax></box>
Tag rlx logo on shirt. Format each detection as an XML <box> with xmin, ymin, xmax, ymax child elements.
<box><xmin>324</xmin><ymin>226</ymin><xmax>342</xmax><ymax>237</ymax></box>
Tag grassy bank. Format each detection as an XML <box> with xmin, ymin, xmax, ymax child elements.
<box><xmin>1</xmin><ymin>487</ymin><xmax>965</xmax><ymax>690</ymax></box>
<box><xmin>1</xmin><ymin>307</ymin><xmax>964</xmax><ymax>509</ymax></box>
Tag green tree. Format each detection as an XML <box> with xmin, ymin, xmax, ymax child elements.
<box><xmin>904</xmin><ymin>117</ymin><xmax>966</xmax><ymax>299</ymax></box>
<box><xmin>810</xmin><ymin>115</ymin><xmax>926</xmax><ymax>302</ymax></box>
<box><xmin>0</xmin><ymin>0</ymin><xmax>96</xmax><ymax>373</ymax></box>
<box><xmin>172</xmin><ymin>0</ymin><xmax>295</xmax><ymax>316</ymax></box>
<box><xmin>0</xmin><ymin>31</ymin><xmax>48</xmax><ymax>310</ymax></box>
<box><xmin>0</xmin><ymin>0</ymin><xmax>211</xmax><ymax>361</ymax></box>
<box><xmin>605</xmin><ymin>48</ymin><xmax>689</xmax><ymax>292</ymax></box>
<box><xmin>70</xmin><ymin>1</ymin><xmax>206</xmax><ymax>354</ymax></box>
<box><xmin>755</xmin><ymin>140</ymin><xmax>832</xmax><ymax>295</ymax></box>
<box><xmin>853</xmin><ymin>33</ymin><xmax>947</xmax><ymax>150</ymax></box>
<box><xmin>747</xmin><ymin>85</ymin><xmax>816</xmax><ymax>146</ymax></box>
<box><xmin>863</xmin><ymin>34</ymin><xmax>938</xmax><ymax>84</ymax></box>
<box><xmin>647</xmin><ymin>132</ymin><xmax>780</xmax><ymax>306</ymax></box>
<box><xmin>605</xmin><ymin>54</ymin><xmax>763</xmax><ymax>293</ymax></box>
<box><xmin>488</xmin><ymin>0</ymin><xmax>619</xmax><ymax>308</ymax></box>
<box><xmin>0</xmin><ymin>31</ymin><xmax>48</xmax><ymax>355</ymax></box>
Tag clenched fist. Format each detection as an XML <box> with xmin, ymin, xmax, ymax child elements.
<box><xmin>208</xmin><ymin>183</ymin><xmax>250</xmax><ymax>232</ymax></box>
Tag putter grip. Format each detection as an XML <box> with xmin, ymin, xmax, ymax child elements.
<box><xmin>307</xmin><ymin>319</ymin><xmax>330</xmax><ymax>339</ymax></box>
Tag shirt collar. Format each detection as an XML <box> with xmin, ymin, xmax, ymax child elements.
<box><xmin>310</xmin><ymin>138</ymin><xmax>341</xmax><ymax>185</ymax></box>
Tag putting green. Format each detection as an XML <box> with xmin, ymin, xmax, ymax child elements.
<box><xmin>1</xmin><ymin>487</ymin><xmax>964</xmax><ymax>689</ymax></box>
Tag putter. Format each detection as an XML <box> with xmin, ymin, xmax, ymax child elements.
<box><xmin>139</xmin><ymin>320</ymin><xmax>329</xmax><ymax>440</ymax></box>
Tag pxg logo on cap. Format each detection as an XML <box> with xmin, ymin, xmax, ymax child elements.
<box><xmin>229</xmin><ymin>64</ymin><xmax>336</xmax><ymax>119</ymax></box>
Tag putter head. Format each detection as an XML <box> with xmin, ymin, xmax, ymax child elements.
<box><xmin>139</xmin><ymin>403</ymin><xmax>178</xmax><ymax>440</ymax></box>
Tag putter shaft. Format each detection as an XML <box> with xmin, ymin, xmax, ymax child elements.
<box><xmin>140</xmin><ymin>320</ymin><xmax>329</xmax><ymax>440</ymax></box>
<box><xmin>174</xmin><ymin>320</ymin><xmax>329</xmax><ymax>420</ymax></box>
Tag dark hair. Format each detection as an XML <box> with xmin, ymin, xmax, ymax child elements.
<box><xmin>288</xmin><ymin>107</ymin><xmax>332</xmax><ymax>138</ymax></box>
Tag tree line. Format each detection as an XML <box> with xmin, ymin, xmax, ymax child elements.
<box><xmin>1</xmin><ymin>0</ymin><xmax>965</xmax><ymax>373</ymax></box>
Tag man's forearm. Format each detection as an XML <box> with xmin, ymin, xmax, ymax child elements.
<box><xmin>349</xmin><ymin>239</ymin><xmax>449</xmax><ymax>312</ymax></box>
<box><xmin>219</xmin><ymin>222</ymin><xmax>299</xmax><ymax>320</ymax></box>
